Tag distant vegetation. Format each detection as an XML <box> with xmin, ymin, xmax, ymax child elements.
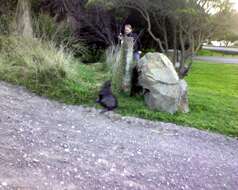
<box><xmin>197</xmin><ymin>49</ymin><xmax>238</xmax><ymax>57</ymax></box>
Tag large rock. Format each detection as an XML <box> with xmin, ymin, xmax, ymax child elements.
<box><xmin>138</xmin><ymin>53</ymin><xmax>189</xmax><ymax>114</ymax></box>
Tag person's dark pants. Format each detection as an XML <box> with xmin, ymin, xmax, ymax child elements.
<box><xmin>131</xmin><ymin>51</ymin><xmax>142</xmax><ymax>96</ymax></box>
<box><xmin>133</xmin><ymin>51</ymin><xmax>140</xmax><ymax>62</ymax></box>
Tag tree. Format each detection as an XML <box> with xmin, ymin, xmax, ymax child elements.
<box><xmin>16</xmin><ymin>0</ymin><xmax>33</xmax><ymax>37</ymax></box>
<box><xmin>37</xmin><ymin>0</ymin><xmax>234</xmax><ymax>74</ymax></box>
<box><xmin>212</xmin><ymin>9</ymin><xmax>238</xmax><ymax>46</ymax></box>
<box><xmin>88</xmin><ymin>0</ymin><xmax>234</xmax><ymax>77</ymax></box>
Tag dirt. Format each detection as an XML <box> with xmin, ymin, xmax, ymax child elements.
<box><xmin>0</xmin><ymin>81</ymin><xmax>237</xmax><ymax>190</ymax></box>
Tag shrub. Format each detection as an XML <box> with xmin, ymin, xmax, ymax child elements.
<box><xmin>32</xmin><ymin>14</ymin><xmax>87</xmax><ymax>57</ymax></box>
<box><xmin>0</xmin><ymin>35</ymin><xmax>71</xmax><ymax>90</ymax></box>
<box><xmin>80</xmin><ymin>46</ymin><xmax>105</xmax><ymax>63</ymax></box>
<box><xmin>0</xmin><ymin>15</ymin><xmax>13</xmax><ymax>35</ymax></box>
<box><xmin>0</xmin><ymin>35</ymin><xmax>106</xmax><ymax>104</ymax></box>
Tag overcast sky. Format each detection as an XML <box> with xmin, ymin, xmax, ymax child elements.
<box><xmin>231</xmin><ymin>0</ymin><xmax>238</xmax><ymax>10</ymax></box>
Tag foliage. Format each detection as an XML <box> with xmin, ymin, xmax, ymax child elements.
<box><xmin>87</xmin><ymin>0</ymin><xmax>234</xmax><ymax>77</ymax></box>
<box><xmin>110</xmin><ymin>46</ymin><xmax>126</xmax><ymax>94</ymax></box>
<box><xmin>0</xmin><ymin>0</ymin><xmax>17</xmax><ymax>35</ymax></box>
<box><xmin>1</xmin><ymin>39</ymin><xmax>237</xmax><ymax>136</ymax></box>
<box><xmin>33</xmin><ymin>14</ymin><xmax>69</xmax><ymax>44</ymax></box>
<box><xmin>0</xmin><ymin>35</ymin><xmax>68</xmax><ymax>86</ymax></box>
<box><xmin>211</xmin><ymin>7</ymin><xmax>238</xmax><ymax>45</ymax></box>
<box><xmin>80</xmin><ymin>47</ymin><xmax>105</xmax><ymax>63</ymax></box>
<box><xmin>0</xmin><ymin>0</ymin><xmax>18</xmax><ymax>16</ymax></box>
<box><xmin>197</xmin><ymin>49</ymin><xmax>238</xmax><ymax>57</ymax></box>
<box><xmin>0</xmin><ymin>15</ymin><xmax>13</xmax><ymax>35</ymax></box>
<box><xmin>33</xmin><ymin>14</ymin><xmax>88</xmax><ymax>57</ymax></box>
<box><xmin>0</xmin><ymin>35</ymin><xmax>108</xmax><ymax>104</ymax></box>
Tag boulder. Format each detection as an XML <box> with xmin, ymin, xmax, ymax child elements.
<box><xmin>138</xmin><ymin>52</ymin><xmax>189</xmax><ymax>114</ymax></box>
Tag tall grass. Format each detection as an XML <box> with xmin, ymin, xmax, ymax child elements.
<box><xmin>0</xmin><ymin>35</ymin><xmax>107</xmax><ymax>104</ymax></box>
<box><xmin>0</xmin><ymin>36</ymin><xmax>71</xmax><ymax>84</ymax></box>
<box><xmin>32</xmin><ymin>14</ymin><xmax>88</xmax><ymax>57</ymax></box>
<box><xmin>0</xmin><ymin>35</ymin><xmax>74</xmax><ymax>97</ymax></box>
<box><xmin>105</xmin><ymin>45</ymin><xmax>125</xmax><ymax>94</ymax></box>
<box><xmin>0</xmin><ymin>15</ymin><xmax>14</xmax><ymax>35</ymax></box>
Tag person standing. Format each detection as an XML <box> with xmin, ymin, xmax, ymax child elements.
<box><xmin>119</xmin><ymin>24</ymin><xmax>142</xmax><ymax>62</ymax></box>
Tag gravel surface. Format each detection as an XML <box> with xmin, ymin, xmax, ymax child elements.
<box><xmin>0</xmin><ymin>81</ymin><xmax>237</xmax><ymax>190</ymax></box>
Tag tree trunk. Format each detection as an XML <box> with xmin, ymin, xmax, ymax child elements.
<box><xmin>179</xmin><ymin>26</ymin><xmax>185</xmax><ymax>72</ymax></box>
<box><xmin>172</xmin><ymin>24</ymin><xmax>178</xmax><ymax>65</ymax></box>
<box><xmin>16</xmin><ymin>0</ymin><xmax>33</xmax><ymax>38</ymax></box>
<box><xmin>162</xmin><ymin>17</ymin><xmax>169</xmax><ymax>53</ymax></box>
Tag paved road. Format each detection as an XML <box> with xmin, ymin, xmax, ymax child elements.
<box><xmin>0</xmin><ymin>82</ymin><xmax>238</xmax><ymax>190</ymax></box>
<box><xmin>203</xmin><ymin>46</ymin><xmax>238</xmax><ymax>54</ymax></box>
<box><xmin>194</xmin><ymin>56</ymin><xmax>238</xmax><ymax>64</ymax></box>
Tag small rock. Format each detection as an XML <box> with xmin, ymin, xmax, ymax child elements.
<box><xmin>64</xmin><ymin>149</ymin><xmax>70</xmax><ymax>152</ymax></box>
<box><xmin>1</xmin><ymin>182</ymin><xmax>7</xmax><ymax>186</ymax></box>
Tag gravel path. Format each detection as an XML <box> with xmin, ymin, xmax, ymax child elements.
<box><xmin>0</xmin><ymin>81</ymin><xmax>237</xmax><ymax>190</ymax></box>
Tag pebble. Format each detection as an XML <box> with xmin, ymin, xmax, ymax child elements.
<box><xmin>64</xmin><ymin>149</ymin><xmax>70</xmax><ymax>152</ymax></box>
<box><xmin>1</xmin><ymin>182</ymin><xmax>7</xmax><ymax>186</ymax></box>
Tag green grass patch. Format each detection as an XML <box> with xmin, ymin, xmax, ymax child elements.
<box><xmin>0</xmin><ymin>35</ymin><xmax>237</xmax><ymax>137</ymax></box>
<box><xmin>116</xmin><ymin>62</ymin><xmax>238</xmax><ymax>137</ymax></box>
<box><xmin>198</xmin><ymin>49</ymin><xmax>238</xmax><ymax>58</ymax></box>
<box><xmin>0</xmin><ymin>35</ymin><xmax>107</xmax><ymax>105</ymax></box>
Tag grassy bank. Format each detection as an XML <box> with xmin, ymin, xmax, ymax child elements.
<box><xmin>116</xmin><ymin>62</ymin><xmax>238</xmax><ymax>137</ymax></box>
<box><xmin>198</xmin><ymin>49</ymin><xmax>238</xmax><ymax>57</ymax></box>
<box><xmin>0</xmin><ymin>36</ymin><xmax>107</xmax><ymax>105</ymax></box>
<box><xmin>0</xmin><ymin>36</ymin><xmax>237</xmax><ymax>137</ymax></box>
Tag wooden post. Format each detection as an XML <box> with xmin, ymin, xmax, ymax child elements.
<box><xmin>122</xmin><ymin>36</ymin><xmax>134</xmax><ymax>94</ymax></box>
<box><xmin>110</xmin><ymin>36</ymin><xmax>134</xmax><ymax>94</ymax></box>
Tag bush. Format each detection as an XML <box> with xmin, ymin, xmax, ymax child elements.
<box><xmin>33</xmin><ymin>14</ymin><xmax>70</xmax><ymax>44</ymax></box>
<box><xmin>80</xmin><ymin>46</ymin><xmax>105</xmax><ymax>63</ymax></box>
<box><xmin>33</xmin><ymin>14</ymin><xmax>87</xmax><ymax>57</ymax></box>
<box><xmin>0</xmin><ymin>35</ymin><xmax>106</xmax><ymax>104</ymax></box>
<box><xmin>0</xmin><ymin>15</ymin><xmax>13</xmax><ymax>35</ymax></box>
<box><xmin>0</xmin><ymin>36</ymin><xmax>71</xmax><ymax>91</ymax></box>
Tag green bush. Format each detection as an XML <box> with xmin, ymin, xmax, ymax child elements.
<box><xmin>33</xmin><ymin>14</ymin><xmax>87</xmax><ymax>57</ymax></box>
<box><xmin>80</xmin><ymin>47</ymin><xmax>105</xmax><ymax>63</ymax></box>
<box><xmin>33</xmin><ymin>14</ymin><xmax>69</xmax><ymax>43</ymax></box>
<box><xmin>0</xmin><ymin>35</ymin><xmax>107</xmax><ymax>104</ymax></box>
<box><xmin>0</xmin><ymin>15</ymin><xmax>13</xmax><ymax>35</ymax></box>
<box><xmin>0</xmin><ymin>36</ymin><xmax>70</xmax><ymax>91</ymax></box>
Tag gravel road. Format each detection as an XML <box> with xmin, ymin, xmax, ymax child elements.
<box><xmin>0</xmin><ymin>81</ymin><xmax>237</xmax><ymax>190</ymax></box>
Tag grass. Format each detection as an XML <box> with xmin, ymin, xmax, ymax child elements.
<box><xmin>0</xmin><ymin>35</ymin><xmax>237</xmax><ymax>137</ymax></box>
<box><xmin>0</xmin><ymin>35</ymin><xmax>107</xmax><ymax>105</ymax></box>
<box><xmin>115</xmin><ymin>62</ymin><xmax>238</xmax><ymax>137</ymax></box>
<box><xmin>197</xmin><ymin>49</ymin><xmax>238</xmax><ymax>58</ymax></box>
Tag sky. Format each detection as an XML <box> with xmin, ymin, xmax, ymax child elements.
<box><xmin>231</xmin><ymin>0</ymin><xmax>238</xmax><ymax>11</ymax></box>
